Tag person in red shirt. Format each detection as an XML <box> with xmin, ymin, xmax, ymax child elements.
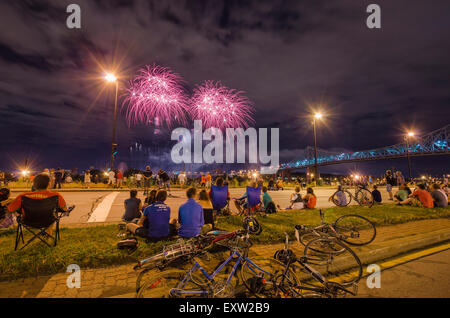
<box><xmin>116</xmin><ymin>170</ymin><xmax>123</xmax><ymax>188</ymax></box>
<box><xmin>8</xmin><ymin>174</ymin><xmax>67</xmax><ymax>235</ymax></box>
<box><xmin>399</xmin><ymin>184</ymin><xmax>433</xmax><ymax>208</ymax></box>
<box><xmin>303</xmin><ymin>187</ymin><xmax>317</xmax><ymax>209</ymax></box>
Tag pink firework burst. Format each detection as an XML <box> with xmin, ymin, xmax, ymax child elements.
<box><xmin>123</xmin><ymin>65</ymin><xmax>189</xmax><ymax>127</ymax></box>
<box><xmin>190</xmin><ymin>81</ymin><xmax>254</xmax><ymax>130</ymax></box>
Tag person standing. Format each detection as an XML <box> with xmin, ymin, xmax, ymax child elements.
<box><xmin>49</xmin><ymin>169</ymin><xmax>56</xmax><ymax>189</ymax></box>
<box><xmin>200</xmin><ymin>174</ymin><xmax>206</xmax><ymax>187</ymax></box>
<box><xmin>143</xmin><ymin>166</ymin><xmax>153</xmax><ymax>193</ymax></box>
<box><xmin>116</xmin><ymin>170</ymin><xmax>123</xmax><ymax>188</ymax></box>
<box><xmin>0</xmin><ymin>171</ymin><xmax>5</xmax><ymax>187</ymax></box>
<box><xmin>178</xmin><ymin>171</ymin><xmax>186</xmax><ymax>188</ymax></box>
<box><xmin>385</xmin><ymin>170</ymin><xmax>396</xmax><ymax>201</ymax></box>
<box><xmin>205</xmin><ymin>173</ymin><xmax>212</xmax><ymax>189</ymax></box>
<box><xmin>396</xmin><ymin>171</ymin><xmax>405</xmax><ymax>187</ymax></box>
<box><xmin>108</xmin><ymin>170</ymin><xmax>115</xmax><ymax>187</ymax></box>
<box><xmin>158</xmin><ymin>169</ymin><xmax>171</xmax><ymax>194</ymax></box>
<box><xmin>84</xmin><ymin>170</ymin><xmax>91</xmax><ymax>189</ymax></box>
<box><xmin>135</xmin><ymin>171</ymin><xmax>143</xmax><ymax>188</ymax></box>
<box><xmin>54</xmin><ymin>168</ymin><xmax>63</xmax><ymax>189</ymax></box>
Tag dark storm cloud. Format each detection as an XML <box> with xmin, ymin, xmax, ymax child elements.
<box><xmin>0</xmin><ymin>42</ymin><xmax>53</xmax><ymax>71</ymax></box>
<box><xmin>0</xmin><ymin>0</ymin><xmax>449</xmax><ymax>171</ymax></box>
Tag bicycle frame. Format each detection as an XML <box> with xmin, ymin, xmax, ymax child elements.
<box><xmin>171</xmin><ymin>249</ymin><xmax>272</xmax><ymax>297</ymax></box>
<box><xmin>278</xmin><ymin>234</ymin><xmax>356</xmax><ymax>297</ymax></box>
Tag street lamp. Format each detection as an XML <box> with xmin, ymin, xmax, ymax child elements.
<box><xmin>405</xmin><ymin>131</ymin><xmax>415</xmax><ymax>181</ymax></box>
<box><xmin>312</xmin><ymin>112</ymin><xmax>323</xmax><ymax>182</ymax></box>
<box><xmin>104</xmin><ymin>72</ymin><xmax>119</xmax><ymax>171</ymax></box>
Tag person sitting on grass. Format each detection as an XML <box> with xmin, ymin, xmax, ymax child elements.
<box><xmin>178</xmin><ymin>188</ymin><xmax>206</xmax><ymax>238</ymax></box>
<box><xmin>127</xmin><ymin>190</ymin><xmax>177</xmax><ymax>241</ymax></box>
<box><xmin>143</xmin><ymin>189</ymin><xmax>157</xmax><ymax>209</ymax></box>
<box><xmin>198</xmin><ymin>189</ymin><xmax>214</xmax><ymax>227</ymax></box>
<box><xmin>394</xmin><ymin>184</ymin><xmax>410</xmax><ymax>203</ymax></box>
<box><xmin>303</xmin><ymin>187</ymin><xmax>317</xmax><ymax>209</ymax></box>
<box><xmin>285</xmin><ymin>186</ymin><xmax>304</xmax><ymax>209</ymax></box>
<box><xmin>262</xmin><ymin>186</ymin><xmax>276</xmax><ymax>214</ymax></box>
<box><xmin>122</xmin><ymin>190</ymin><xmax>142</xmax><ymax>223</ymax></box>
<box><xmin>430</xmin><ymin>184</ymin><xmax>448</xmax><ymax>208</ymax></box>
<box><xmin>399</xmin><ymin>184</ymin><xmax>433</xmax><ymax>208</ymax></box>
<box><xmin>328</xmin><ymin>185</ymin><xmax>347</xmax><ymax>206</ymax></box>
<box><xmin>0</xmin><ymin>188</ymin><xmax>14</xmax><ymax>229</ymax></box>
<box><xmin>371</xmin><ymin>185</ymin><xmax>382</xmax><ymax>204</ymax></box>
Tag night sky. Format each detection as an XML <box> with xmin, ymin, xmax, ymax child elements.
<box><xmin>0</xmin><ymin>0</ymin><xmax>449</xmax><ymax>175</ymax></box>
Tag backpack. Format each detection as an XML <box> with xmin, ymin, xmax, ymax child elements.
<box><xmin>266</xmin><ymin>201</ymin><xmax>277</xmax><ymax>214</ymax></box>
<box><xmin>117</xmin><ymin>238</ymin><xmax>138</xmax><ymax>251</ymax></box>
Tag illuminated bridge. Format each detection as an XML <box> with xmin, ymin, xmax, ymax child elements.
<box><xmin>280</xmin><ymin>124</ymin><xmax>450</xmax><ymax>170</ymax></box>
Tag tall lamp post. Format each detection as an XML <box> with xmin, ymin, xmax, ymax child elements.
<box><xmin>405</xmin><ymin>131</ymin><xmax>414</xmax><ymax>181</ymax></box>
<box><xmin>312</xmin><ymin>112</ymin><xmax>323</xmax><ymax>183</ymax></box>
<box><xmin>104</xmin><ymin>73</ymin><xmax>119</xmax><ymax>171</ymax></box>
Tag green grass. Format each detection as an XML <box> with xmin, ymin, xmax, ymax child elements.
<box><xmin>0</xmin><ymin>204</ymin><xmax>448</xmax><ymax>281</ymax></box>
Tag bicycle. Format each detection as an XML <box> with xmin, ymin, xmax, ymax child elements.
<box><xmin>134</xmin><ymin>216</ymin><xmax>263</xmax><ymax>294</ymax></box>
<box><xmin>296</xmin><ymin>209</ymin><xmax>376</xmax><ymax>252</ymax></box>
<box><xmin>233</xmin><ymin>197</ymin><xmax>266</xmax><ymax>217</ymax></box>
<box><xmin>331</xmin><ymin>184</ymin><xmax>374</xmax><ymax>207</ymax></box>
<box><xmin>136</xmin><ymin>220</ymin><xmax>294</xmax><ymax>298</ymax></box>
<box><xmin>273</xmin><ymin>232</ymin><xmax>360</xmax><ymax>297</ymax></box>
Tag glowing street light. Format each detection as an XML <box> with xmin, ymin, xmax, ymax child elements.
<box><xmin>404</xmin><ymin>131</ymin><xmax>416</xmax><ymax>181</ymax></box>
<box><xmin>104</xmin><ymin>73</ymin><xmax>117</xmax><ymax>83</ymax></box>
<box><xmin>312</xmin><ymin>112</ymin><xmax>324</xmax><ymax>182</ymax></box>
<box><xmin>104</xmin><ymin>72</ymin><xmax>119</xmax><ymax>170</ymax></box>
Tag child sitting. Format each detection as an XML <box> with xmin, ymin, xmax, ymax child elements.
<box><xmin>285</xmin><ymin>186</ymin><xmax>304</xmax><ymax>209</ymax></box>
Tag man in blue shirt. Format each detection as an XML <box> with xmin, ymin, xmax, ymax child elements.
<box><xmin>127</xmin><ymin>190</ymin><xmax>176</xmax><ymax>240</ymax></box>
<box><xmin>178</xmin><ymin>188</ymin><xmax>204</xmax><ymax>238</ymax></box>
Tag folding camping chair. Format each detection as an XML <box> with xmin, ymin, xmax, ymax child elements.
<box><xmin>236</xmin><ymin>186</ymin><xmax>263</xmax><ymax>216</ymax></box>
<box><xmin>15</xmin><ymin>196</ymin><xmax>64</xmax><ymax>250</ymax></box>
<box><xmin>210</xmin><ymin>185</ymin><xmax>230</xmax><ymax>216</ymax></box>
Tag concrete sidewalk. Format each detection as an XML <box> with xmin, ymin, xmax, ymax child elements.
<box><xmin>0</xmin><ymin>218</ymin><xmax>449</xmax><ymax>298</ymax></box>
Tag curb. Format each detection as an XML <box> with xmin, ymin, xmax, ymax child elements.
<box><xmin>356</xmin><ymin>228</ymin><xmax>450</xmax><ymax>266</ymax></box>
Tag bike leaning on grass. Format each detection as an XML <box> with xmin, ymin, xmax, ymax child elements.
<box><xmin>273</xmin><ymin>232</ymin><xmax>361</xmax><ymax>297</ymax></box>
<box><xmin>136</xmin><ymin>218</ymin><xmax>296</xmax><ymax>298</ymax></box>
<box><xmin>297</xmin><ymin>209</ymin><xmax>376</xmax><ymax>253</ymax></box>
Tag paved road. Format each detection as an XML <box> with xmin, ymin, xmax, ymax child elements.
<box><xmin>10</xmin><ymin>186</ymin><xmax>395</xmax><ymax>225</ymax></box>
<box><xmin>356</xmin><ymin>248</ymin><xmax>450</xmax><ymax>298</ymax></box>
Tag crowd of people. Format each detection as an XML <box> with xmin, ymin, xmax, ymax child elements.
<box><xmin>1</xmin><ymin>166</ymin><xmax>449</xmax><ymax>243</ymax></box>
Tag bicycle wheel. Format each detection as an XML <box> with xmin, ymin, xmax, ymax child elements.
<box><xmin>355</xmin><ymin>188</ymin><xmax>374</xmax><ymax>207</ymax></box>
<box><xmin>137</xmin><ymin>270</ymin><xmax>206</xmax><ymax>298</ymax></box>
<box><xmin>333</xmin><ymin>214</ymin><xmax>376</xmax><ymax>246</ymax></box>
<box><xmin>240</xmin><ymin>257</ymin><xmax>297</xmax><ymax>298</ymax></box>
<box><xmin>299</xmin><ymin>232</ymin><xmax>320</xmax><ymax>247</ymax></box>
<box><xmin>301</xmin><ymin>234</ymin><xmax>346</xmax><ymax>255</ymax></box>
<box><xmin>331</xmin><ymin>190</ymin><xmax>352</xmax><ymax>207</ymax></box>
<box><xmin>304</xmin><ymin>238</ymin><xmax>362</xmax><ymax>286</ymax></box>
